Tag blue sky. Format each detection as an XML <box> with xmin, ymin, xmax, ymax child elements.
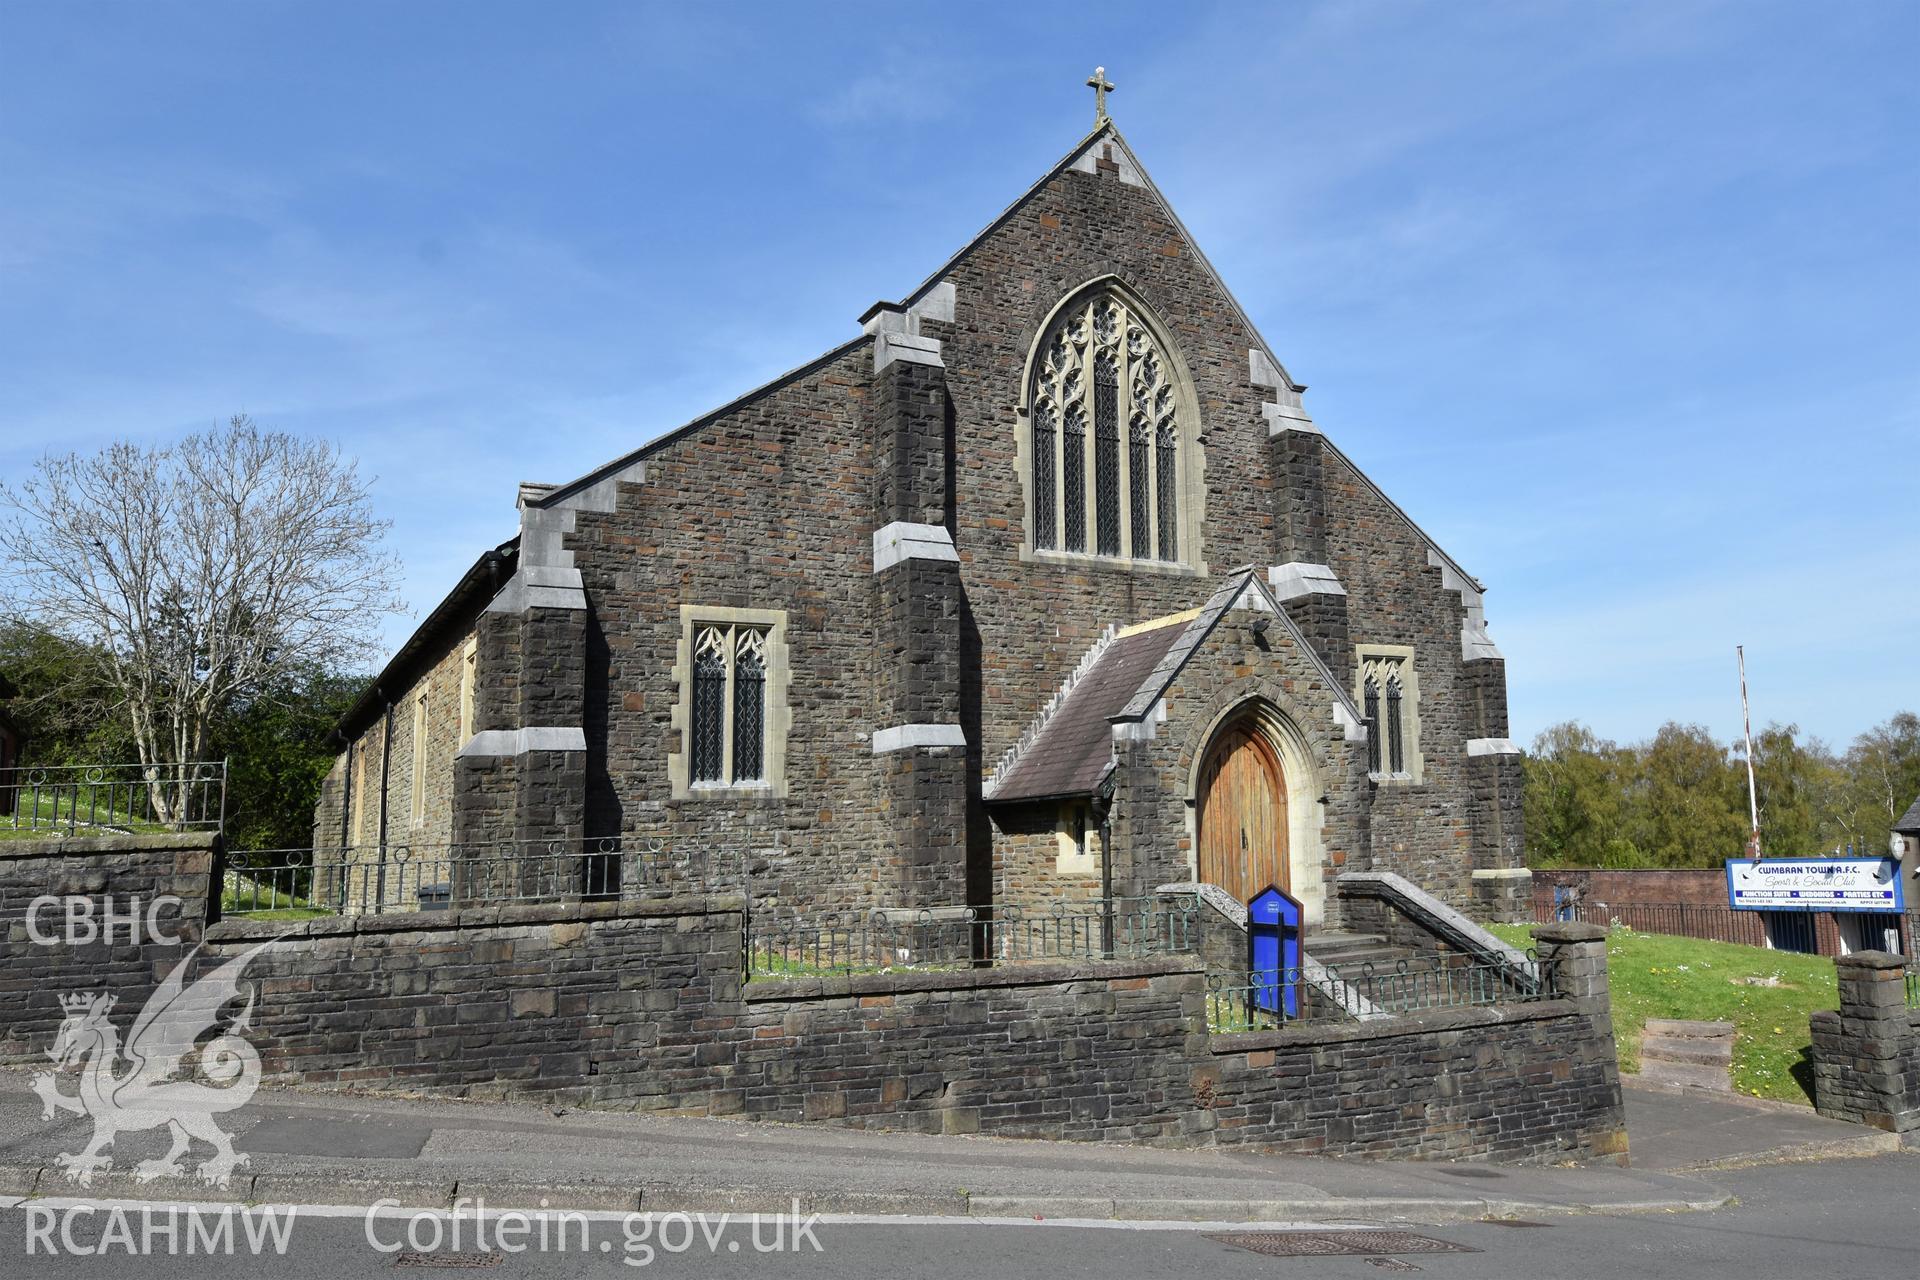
<box><xmin>1</xmin><ymin>2</ymin><xmax>1914</xmax><ymax>750</ymax></box>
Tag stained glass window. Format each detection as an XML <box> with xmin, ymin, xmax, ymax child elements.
<box><xmin>692</xmin><ymin>630</ymin><xmax>727</xmax><ymax>784</ymax></box>
<box><xmin>1359</xmin><ymin>653</ymin><xmax>1415</xmax><ymax>778</ymax></box>
<box><xmin>1385</xmin><ymin>674</ymin><xmax>1405</xmax><ymax>775</ymax></box>
<box><xmin>732</xmin><ymin>632</ymin><xmax>766</xmax><ymax>782</ymax></box>
<box><xmin>689</xmin><ymin>623</ymin><xmax>770</xmax><ymax>787</ymax></box>
<box><xmin>1363</xmin><ymin>677</ymin><xmax>1382</xmax><ymax>774</ymax></box>
<box><xmin>1032</xmin><ymin>397</ymin><xmax>1056</xmax><ymax>549</ymax></box>
<box><xmin>1129</xmin><ymin>414</ymin><xmax>1152</xmax><ymax>558</ymax></box>
<box><xmin>1093</xmin><ymin>350</ymin><xmax>1120</xmax><ymax>555</ymax></box>
<box><xmin>1062</xmin><ymin>398</ymin><xmax>1086</xmax><ymax>552</ymax></box>
<box><xmin>1027</xmin><ymin>290</ymin><xmax>1185</xmax><ymax>561</ymax></box>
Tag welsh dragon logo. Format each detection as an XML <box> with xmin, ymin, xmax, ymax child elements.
<box><xmin>31</xmin><ymin>941</ymin><xmax>273</xmax><ymax>1188</ymax></box>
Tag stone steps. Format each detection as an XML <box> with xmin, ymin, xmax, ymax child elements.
<box><xmin>1636</xmin><ymin>1019</ymin><xmax>1734</xmax><ymax>1091</ymax></box>
<box><xmin>1305</xmin><ymin>932</ymin><xmax>1420</xmax><ymax>974</ymax></box>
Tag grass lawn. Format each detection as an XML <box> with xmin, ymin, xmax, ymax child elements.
<box><xmin>1491</xmin><ymin>923</ymin><xmax>1836</xmax><ymax>1105</ymax></box>
<box><xmin>746</xmin><ymin>952</ymin><xmax>970</xmax><ymax>980</ymax></box>
<box><xmin>221</xmin><ymin>873</ymin><xmax>332</xmax><ymax>921</ymax></box>
<box><xmin>0</xmin><ymin>790</ymin><xmax>171</xmax><ymax>839</ymax></box>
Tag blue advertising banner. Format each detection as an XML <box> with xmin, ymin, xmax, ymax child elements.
<box><xmin>1724</xmin><ymin>857</ymin><xmax>1905</xmax><ymax>913</ymax></box>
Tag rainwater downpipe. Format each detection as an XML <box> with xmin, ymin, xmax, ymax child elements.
<box><xmin>1097</xmin><ymin>798</ymin><xmax>1115</xmax><ymax>960</ymax></box>
<box><xmin>337</xmin><ymin>745</ymin><xmax>353</xmax><ymax>912</ymax></box>
<box><xmin>375</xmin><ymin>693</ymin><xmax>393</xmax><ymax>914</ymax></box>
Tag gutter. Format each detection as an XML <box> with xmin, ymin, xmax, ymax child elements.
<box><xmin>329</xmin><ymin>540</ymin><xmax>517</xmax><ymax>748</ymax></box>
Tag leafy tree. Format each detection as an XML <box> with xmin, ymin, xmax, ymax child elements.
<box><xmin>214</xmin><ymin>665</ymin><xmax>365</xmax><ymax>852</ymax></box>
<box><xmin>1838</xmin><ymin>712</ymin><xmax>1920</xmax><ymax>855</ymax></box>
<box><xmin>1747</xmin><ymin>722</ymin><xmax>1846</xmax><ymax>856</ymax></box>
<box><xmin>1524</xmin><ymin>722</ymin><xmax>1641</xmax><ymax>867</ymax></box>
<box><xmin>1633</xmin><ymin>723</ymin><xmax>1745</xmax><ymax>866</ymax></box>
<box><xmin>0</xmin><ymin>620</ymin><xmax>136</xmax><ymax>764</ymax></box>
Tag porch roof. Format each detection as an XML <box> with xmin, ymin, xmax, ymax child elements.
<box><xmin>985</xmin><ymin>614</ymin><xmax>1189</xmax><ymax>805</ymax></box>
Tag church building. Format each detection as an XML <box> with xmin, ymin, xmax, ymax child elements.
<box><xmin>316</xmin><ymin>87</ymin><xmax>1531</xmax><ymax>931</ymax></box>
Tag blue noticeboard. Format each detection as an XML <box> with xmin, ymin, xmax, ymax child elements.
<box><xmin>1248</xmin><ymin>885</ymin><xmax>1303</xmax><ymax>1018</ymax></box>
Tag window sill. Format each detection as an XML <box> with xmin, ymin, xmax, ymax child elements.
<box><xmin>1368</xmin><ymin>771</ymin><xmax>1422</xmax><ymax>786</ymax></box>
<box><xmin>677</xmin><ymin>782</ymin><xmax>783</xmax><ymax>802</ymax></box>
<box><xmin>1021</xmin><ymin>546</ymin><xmax>1205</xmax><ymax>577</ymax></box>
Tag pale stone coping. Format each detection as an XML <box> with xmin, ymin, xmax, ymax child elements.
<box><xmin>1332</xmin><ymin>700</ymin><xmax>1368</xmax><ymax>744</ymax></box>
<box><xmin>1111</xmin><ymin>698</ymin><xmax>1166</xmax><ymax>743</ymax></box>
<box><xmin>1336</xmin><ymin>870</ymin><xmax>1534</xmax><ymax>976</ymax></box>
<box><xmin>1263</xmin><ymin>402</ymin><xmax>1323</xmax><ymax>437</ymax></box>
<box><xmin>871</xmin><ymin>723</ymin><xmax>966</xmax><ymax>754</ymax></box>
<box><xmin>1249</xmin><ymin>347</ymin><xmax>1317</xmax><ymax>434</ymax></box>
<box><xmin>1467</xmin><ymin>737</ymin><xmax>1521</xmax><ymax>757</ymax></box>
<box><xmin>1267</xmin><ymin>562</ymin><xmax>1347</xmax><ymax>601</ymax></box>
<box><xmin>862</xmin><ymin>280</ymin><xmax>956</xmax><ymax>334</ymax></box>
<box><xmin>486</xmin><ymin>572</ymin><xmax>588</xmax><ymax>614</ymax></box>
<box><xmin>1427</xmin><ymin>549</ymin><xmax>1504</xmax><ymax>662</ymax></box>
<box><xmin>872</xmin><ymin>521</ymin><xmax>959</xmax><ymax>573</ymax></box>
<box><xmin>1067</xmin><ymin>138</ymin><xmax>1144</xmax><ymax>186</ymax></box>
<box><xmin>874</xmin><ymin>330</ymin><xmax>943</xmax><ymax>374</ymax></box>
<box><xmin>1471</xmin><ymin>868</ymin><xmax>1535</xmax><ymax>881</ymax></box>
<box><xmin>0</xmin><ymin>831</ymin><xmax>220</xmax><ymax>861</ymax></box>
<box><xmin>456</xmin><ymin>727</ymin><xmax>586</xmax><ymax>758</ymax></box>
<box><xmin>1208</xmin><ymin>997</ymin><xmax>1578</xmax><ymax>1050</ymax></box>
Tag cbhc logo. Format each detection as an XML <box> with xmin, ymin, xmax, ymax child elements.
<box><xmin>24</xmin><ymin>896</ymin><xmax>185</xmax><ymax>947</ymax></box>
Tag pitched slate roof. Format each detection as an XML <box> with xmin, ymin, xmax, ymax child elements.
<box><xmin>986</xmin><ymin>567</ymin><xmax>1368</xmax><ymax>805</ymax></box>
<box><xmin>986</xmin><ymin>615</ymin><xmax>1191</xmax><ymax>804</ymax></box>
<box><xmin>1896</xmin><ymin>796</ymin><xmax>1920</xmax><ymax>835</ymax></box>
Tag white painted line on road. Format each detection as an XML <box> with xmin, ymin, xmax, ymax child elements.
<box><xmin>3</xmin><ymin>1196</ymin><xmax>1375</xmax><ymax>1234</ymax></box>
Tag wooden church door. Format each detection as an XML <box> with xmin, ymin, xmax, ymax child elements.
<box><xmin>1196</xmin><ymin>722</ymin><xmax>1289</xmax><ymax>903</ymax></box>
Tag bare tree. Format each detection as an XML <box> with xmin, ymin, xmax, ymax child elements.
<box><xmin>0</xmin><ymin>416</ymin><xmax>402</xmax><ymax>821</ymax></box>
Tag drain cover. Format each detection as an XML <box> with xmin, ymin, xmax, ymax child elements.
<box><xmin>1209</xmin><ymin>1231</ymin><xmax>1477</xmax><ymax>1258</ymax></box>
<box><xmin>1365</xmin><ymin>1260</ymin><xmax>1422</xmax><ymax>1273</ymax></box>
<box><xmin>1435</xmin><ymin>1166</ymin><xmax>1505</xmax><ymax>1179</ymax></box>
<box><xmin>394</xmin><ymin>1251</ymin><xmax>505</xmax><ymax>1269</ymax></box>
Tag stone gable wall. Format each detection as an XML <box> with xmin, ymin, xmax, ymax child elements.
<box><xmin>313</xmin><ymin>138</ymin><xmax>1519</xmax><ymax>921</ymax></box>
<box><xmin>563</xmin><ymin>346</ymin><xmax>888</xmax><ymax>913</ymax></box>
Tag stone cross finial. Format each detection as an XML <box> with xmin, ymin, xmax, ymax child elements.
<box><xmin>1085</xmin><ymin>66</ymin><xmax>1114</xmax><ymax>123</ymax></box>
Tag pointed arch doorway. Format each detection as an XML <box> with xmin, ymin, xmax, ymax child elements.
<box><xmin>1196</xmin><ymin>719</ymin><xmax>1289</xmax><ymax>903</ymax></box>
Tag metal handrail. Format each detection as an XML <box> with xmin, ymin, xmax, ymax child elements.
<box><xmin>1206</xmin><ymin>951</ymin><xmax>1553</xmax><ymax>1032</ymax></box>
<box><xmin>745</xmin><ymin>896</ymin><xmax>1200</xmax><ymax>976</ymax></box>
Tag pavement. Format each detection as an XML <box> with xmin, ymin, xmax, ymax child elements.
<box><xmin>0</xmin><ymin>1069</ymin><xmax>1897</xmax><ymax>1224</ymax></box>
<box><xmin>0</xmin><ymin>1069</ymin><xmax>1720</xmax><ymax>1224</ymax></box>
<box><xmin>1619</xmin><ymin>1079</ymin><xmax>1903</xmax><ymax>1171</ymax></box>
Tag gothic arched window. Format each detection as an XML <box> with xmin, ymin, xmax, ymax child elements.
<box><xmin>691</xmin><ymin>630</ymin><xmax>729</xmax><ymax>784</ymax></box>
<box><xmin>1356</xmin><ymin>646</ymin><xmax>1422</xmax><ymax>783</ymax></box>
<box><xmin>1028</xmin><ymin>289</ymin><xmax>1188</xmax><ymax>563</ymax></box>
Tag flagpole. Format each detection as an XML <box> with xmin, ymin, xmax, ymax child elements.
<box><xmin>1738</xmin><ymin>645</ymin><xmax>1761</xmax><ymax>857</ymax></box>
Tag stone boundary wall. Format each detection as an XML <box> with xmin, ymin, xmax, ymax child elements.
<box><xmin>0</xmin><ymin>833</ymin><xmax>216</xmax><ymax>1061</ymax></box>
<box><xmin>198</xmin><ymin>904</ymin><xmax>1622</xmax><ymax>1162</ymax></box>
<box><xmin>2</xmin><ymin>836</ymin><xmax>1628</xmax><ymax>1164</ymax></box>
<box><xmin>1810</xmin><ymin>951</ymin><xmax>1920</xmax><ymax>1133</ymax></box>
